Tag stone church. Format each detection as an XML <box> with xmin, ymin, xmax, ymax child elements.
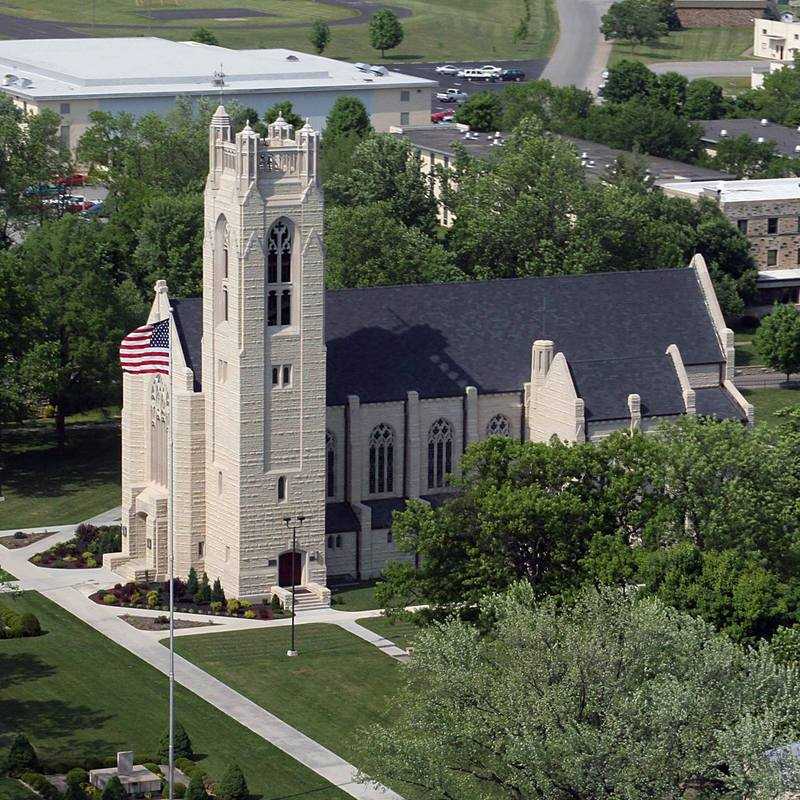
<box><xmin>105</xmin><ymin>106</ymin><xmax>754</xmax><ymax>604</ymax></box>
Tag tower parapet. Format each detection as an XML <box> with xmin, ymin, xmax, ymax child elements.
<box><xmin>209</xmin><ymin>106</ymin><xmax>319</xmax><ymax>189</ymax></box>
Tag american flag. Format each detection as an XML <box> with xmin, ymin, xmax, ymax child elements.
<box><xmin>119</xmin><ymin>318</ymin><xmax>170</xmax><ymax>375</ymax></box>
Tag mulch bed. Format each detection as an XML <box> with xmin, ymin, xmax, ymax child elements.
<box><xmin>120</xmin><ymin>614</ymin><xmax>215</xmax><ymax>632</ymax></box>
<box><xmin>0</xmin><ymin>530</ymin><xmax>55</xmax><ymax>549</ymax></box>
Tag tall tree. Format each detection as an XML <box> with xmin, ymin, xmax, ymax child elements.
<box><xmin>368</xmin><ymin>9</ymin><xmax>404</xmax><ymax>58</ymax></box>
<box><xmin>754</xmin><ymin>303</ymin><xmax>800</xmax><ymax>381</ymax></box>
<box><xmin>684</xmin><ymin>77</ymin><xmax>726</xmax><ymax>119</ymax></box>
<box><xmin>309</xmin><ymin>20</ymin><xmax>331</xmax><ymax>54</ymax></box>
<box><xmin>320</xmin><ymin>97</ymin><xmax>373</xmax><ymax>186</ymax></box>
<box><xmin>453</xmin><ymin>91</ymin><xmax>504</xmax><ymax>132</ymax></box>
<box><xmin>264</xmin><ymin>100</ymin><xmax>305</xmax><ymax>130</ymax></box>
<box><xmin>360</xmin><ymin>585</ymin><xmax>800</xmax><ymax>800</ymax></box>
<box><xmin>600</xmin><ymin>0</ymin><xmax>668</xmax><ymax>44</ymax></box>
<box><xmin>602</xmin><ymin>59</ymin><xmax>656</xmax><ymax>103</ymax></box>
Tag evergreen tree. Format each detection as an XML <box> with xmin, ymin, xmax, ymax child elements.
<box><xmin>100</xmin><ymin>777</ymin><xmax>127</xmax><ymax>800</ymax></box>
<box><xmin>190</xmin><ymin>28</ymin><xmax>219</xmax><ymax>46</ymax></box>
<box><xmin>211</xmin><ymin>577</ymin><xmax>226</xmax><ymax>604</ymax></box>
<box><xmin>186</xmin><ymin>567</ymin><xmax>199</xmax><ymax>598</ymax></box>
<box><xmin>215</xmin><ymin>763</ymin><xmax>249</xmax><ymax>800</ymax></box>
<box><xmin>3</xmin><ymin>734</ymin><xmax>38</xmax><ymax>776</ymax></box>
<box><xmin>309</xmin><ymin>20</ymin><xmax>331</xmax><ymax>54</ymax></box>
<box><xmin>184</xmin><ymin>771</ymin><xmax>209</xmax><ymax>800</ymax></box>
<box><xmin>368</xmin><ymin>9</ymin><xmax>404</xmax><ymax>58</ymax></box>
<box><xmin>158</xmin><ymin>720</ymin><xmax>194</xmax><ymax>762</ymax></box>
<box><xmin>199</xmin><ymin>573</ymin><xmax>212</xmax><ymax>603</ymax></box>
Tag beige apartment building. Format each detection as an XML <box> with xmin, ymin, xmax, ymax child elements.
<box><xmin>753</xmin><ymin>17</ymin><xmax>800</xmax><ymax>61</ymax></box>
<box><xmin>0</xmin><ymin>37</ymin><xmax>433</xmax><ymax>152</ymax></box>
<box><xmin>106</xmin><ymin>108</ymin><xmax>751</xmax><ymax>604</ymax></box>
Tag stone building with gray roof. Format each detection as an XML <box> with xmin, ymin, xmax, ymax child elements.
<box><xmin>105</xmin><ymin>108</ymin><xmax>752</xmax><ymax>602</ymax></box>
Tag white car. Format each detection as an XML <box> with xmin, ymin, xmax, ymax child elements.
<box><xmin>458</xmin><ymin>65</ymin><xmax>501</xmax><ymax>80</ymax></box>
<box><xmin>436</xmin><ymin>88</ymin><xmax>468</xmax><ymax>103</ymax></box>
<box><xmin>435</xmin><ymin>64</ymin><xmax>459</xmax><ymax>75</ymax></box>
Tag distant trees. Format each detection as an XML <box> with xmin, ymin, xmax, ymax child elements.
<box><xmin>309</xmin><ymin>20</ymin><xmax>331</xmax><ymax>54</ymax></box>
<box><xmin>368</xmin><ymin>9</ymin><xmax>404</xmax><ymax>57</ymax></box>
<box><xmin>754</xmin><ymin>303</ymin><xmax>800</xmax><ymax>381</ymax></box>
<box><xmin>361</xmin><ymin>585</ymin><xmax>800</xmax><ymax>800</ymax></box>
<box><xmin>190</xmin><ymin>27</ymin><xmax>219</xmax><ymax>46</ymax></box>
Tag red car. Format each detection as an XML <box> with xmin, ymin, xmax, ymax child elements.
<box><xmin>431</xmin><ymin>110</ymin><xmax>455</xmax><ymax>123</ymax></box>
<box><xmin>56</xmin><ymin>173</ymin><xmax>86</xmax><ymax>187</ymax></box>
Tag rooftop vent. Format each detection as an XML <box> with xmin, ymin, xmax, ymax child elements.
<box><xmin>354</xmin><ymin>62</ymin><xmax>370</xmax><ymax>71</ymax></box>
<box><xmin>761</xmin><ymin>118</ymin><xmax>768</xmax><ymax>126</ymax></box>
<box><xmin>17</xmin><ymin>77</ymin><xmax>31</xmax><ymax>88</ymax></box>
<box><xmin>286</xmin><ymin>54</ymin><xmax>299</xmax><ymax>61</ymax></box>
<box><xmin>757</xmin><ymin>136</ymin><xmax>765</xmax><ymax>142</ymax></box>
<box><xmin>2</xmin><ymin>73</ymin><xmax>16</xmax><ymax>86</ymax></box>
<box><xmin>720</xmin><ymin>129</ymin><xmax>727</xmax><ymax>137</ymax></box>
<box><xmin>795</xmin><ymin>144</ymin><xmax>800</xmax><ymax>152</ymax></box>
<box><xmin>368</xmin><ymin>65</ymin><xmax>388</xmax><ymax>76</ymax></box>
<box><xmin>212</xmin><ymin>68</ymin><xmax>225</xmax><ymax>87</ymax></box>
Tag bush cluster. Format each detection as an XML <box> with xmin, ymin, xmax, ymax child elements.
<box><xmin>0</xmin><ymin>603</ymin><xmax>42</xmax><ymax>638</ymax></box>
<box><xmin>21</xmin><ymin>772</ymin><xmax>60</xmax><ymax>800</ymax></box>
<box><xmin>33</xmin><ymin>524</ymin><xmax>121</xmax><ymax>569</ymax></box>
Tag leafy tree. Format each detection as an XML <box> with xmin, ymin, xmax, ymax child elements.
<box><xmin>184</xmin><ymin>772</ymin><xmax>209</xmax><ymax>800</ymax></box>
<box><xmin>215</xmin><ymin>763</ymin><xmax>249</xmax><ymax>800</ymax></box>
<box><xmin>211</xmin><ymin>577</ymin><xmax>226</xmax><ymax>604</ymax></box>
<box><xmin>651</xmin><ymin>70</ymin><xmax>687</xmax><ymax>114</ymax></box>
<box><xmin>325</xmin><ymin>134</ymin><xmax>438</xmax><ymax>230</ymax></box>
<box><xmin>772</xmin><ymin>625</ymin><xmax>800</xmax><ymax>666</ymax></box>
<box><xmin>264</xmin><ymin>101</ymin><xmax>304</xmax><ymax>131</ymax></box>
<box><xmin>368</xmin><ymin>9</ymin><xmax>404</xmax><ymax>57</ymax></box>
<box><xmin>325</xmin><ymin>202</ymin><xmax>461</xmax><ymax>289</ymax></box>
<box><xmin>602</xmin><ymin>59</ymin><xmax>656</xmax><ymax>103</ymax></box>
<box><xmin>100</xmin><ymin>777</ymin><xmax>127</xmax><ymax>800</ymax></box>
<box><xmin>133</xmin><ymin>191</ymin><xmax>203</xmax><ymax>298</ymax></box>
<box><xmin>13</xmin><ymin>216</ymin><xmax>144</xmax><ymax>448</ymax></box>
<box><xmin>754</xmin><ymin>303</ymin><xmax>800</xmax><ymax>381</ymax></box>
<box><xmin>500</xmin><ymin>80</ymin><xmax>593</xmax><ymax>132</ymax></box>
<box><xmin>453</xmin><ymin>91</ymin><xmax>504</xmax><ymax>132</ymax></box>
<box><xmin>600</xmin><ymin>0</ymin><xmax>668</xmax><ymax>44</ymax></box>
<box><xmin>361</xmin><ymin>585</ymin><xmax>800</xmax><ymax>799</ymax></box>
<box><xmin>186</xmin><ymin>567</ymin><xmax>199</xmax><ymax>598</ymax></box>
<box><xmin>3</xmin><ymin>734</ymin><xmax>38</xmax><ymax>776</ymax></box>
<box><xmin>309</xmin><ymin>20</ymin><xmax>331</xmax><ymax>54</ymax></box>
<box><xmin>158</xmin><ymin>720</ymin><xmax>194</xmax><ymax>762</ymax></box>
<box><xmin>684</xmin><ymin>77</ymin><xmax>726</xmax><ymax>119</ymax></box>
<box><xmin>706</xmin><ymin>133</ymin><xmax>778</xmax><ymax>178</ymax></box>
<box><xmin>190</xmin><ymin>27</ymin><xmax>219</xmax><ymax>46</ymax></box>
<box><xmin>323</xmin><ymin>96</ymin><xmax>373</xmax><ymax>142</ymax></box>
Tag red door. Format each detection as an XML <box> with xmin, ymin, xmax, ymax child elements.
<box><xmin>278</xmin><ymin>551</ymin><xmax>302</xmax><ymax>587</ymax></box>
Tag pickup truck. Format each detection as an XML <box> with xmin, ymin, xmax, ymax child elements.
<box><xmin>436</xmin><ymin>88</ymin><xmax>468</xmax><ymax>103</ymax></box>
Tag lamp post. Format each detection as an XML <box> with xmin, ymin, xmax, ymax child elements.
<box><xmin>283</xmin><ymin>515</ymin><xmax>305</xmax><ymax>656</ymax></box>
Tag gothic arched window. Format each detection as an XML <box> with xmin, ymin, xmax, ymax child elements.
<box><xmin>486</xmin><ymin>414</ymin><xmax>511</xmax><ymax>438</ymax></box>
<box><xmin>326</xmin><ymin>430</ymin><xmax>336</xmax><ymax>499</ymax></box>
<box><xmin>428</xmin><ymin>418</ymin><xmax>453</xmax><ymax>489</ymax></box>
<box><xmin>369</xmin><ymin>423</ymin><xmax>394</xmax><ymax>495</ymax></box>
<box><xmin>267</xmin><ymin>220</ymin><xmax>293</xmax><ymax>327</ymax></box>
<box><xmin>150</xmin><ymin>375</ymin><xmax>170</xmax><ymax>486</ymax></box>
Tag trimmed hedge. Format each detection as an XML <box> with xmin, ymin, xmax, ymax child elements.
<box><xmin>0</xmin><ymin>603</ymin><xmax>42</xmax><ymax>638</ymax></box>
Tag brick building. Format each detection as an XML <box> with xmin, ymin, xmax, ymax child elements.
<box><xmin>674</xmin><ymin>0</ymin><xmax>775</xmax><ymax>27</ymax></box>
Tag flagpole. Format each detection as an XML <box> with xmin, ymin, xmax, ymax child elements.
<box><xmin>167</xmin><ymin>307</ymin><xmax>175</xmax><ymax>800</ymax></box>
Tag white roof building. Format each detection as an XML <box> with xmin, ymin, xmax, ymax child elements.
<box><xmin>0</xmin><ymin>37</ymin><xmax>435</xmax><ymax>149</ymax></box>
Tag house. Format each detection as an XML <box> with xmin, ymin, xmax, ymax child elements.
<box><xmin>0</xmin><ymin>37</ymin><xmax>434</xmax><ymax>152</ymax></box>
<box><xmin>753</xmin><ymin>17</ymin><xmax>800</xmax><ymax>61</ymax></box>
<box><xmin>674</xmin><ymin>0</ymin><xmax>775</xmax><ymax>27</ymax></box>
<box><xmin>661</xmin><ymin>177</ymin><xmax>800</xmax><ymax>308</ymax></box>
<box><xmin>104</xmin><ymin>107</ymin><xmax>752</xmax><ymax>602</ymax></box>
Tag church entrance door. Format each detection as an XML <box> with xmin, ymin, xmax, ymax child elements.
<box><xmin>278</xmin><ymin>551</ymin><xmax>303</xmax><ymax>587</ymax></box>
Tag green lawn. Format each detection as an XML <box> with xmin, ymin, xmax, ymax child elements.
<box><xmin>0</xmin><ymin>568</ymin><xmax>16</xmax><ymax>582</ymax></box>
<box><xmin>356</xmin><ymin>616</ymin><xmax>421</xmax><ymax>651</ymax></box>
<box><xmin>0</xmin><ymin>418</ymin><xmax>120</xmax><ymax>530</ymax></box>
<box><xmin>0</xmin><ymin>777</ymin><xmax>38</xmax><ymax>800</ymax></box>
<box><xmin>173</xmin><ymin>624</ymin><xmax>399</xmax><ymax>771</ymax></box>
<box><xmin>609</xmin><ymin>27</ymin><xmax>753</xmax><ymax>65</ymax></box>
<box><xmin>708</xmin><ymin>75</ymin><xmax>751</xmax><ymax>96</ymax></box>
<box><xmin>0</xmin><ymin>593</ymin><xmax>347</xmax><ymax>799</ymax></box>
<box><xmin>330</xmin><ymin>582</ymin><xmax>381</xmax><ymax>612</ymax></box>
<box><xmin>8</xmin><ymin>0</ymin><xmax>557</xmax><ymax>61</ymax></box>
<box><xmin>743</xmin><ymin>386</ymin><xmax>800</xmax><ymax>427</ymax></box>
<box><xmin>734</xmin><ymin>337</ymin><xmax>763</xmax><ymax>367</ymax></box>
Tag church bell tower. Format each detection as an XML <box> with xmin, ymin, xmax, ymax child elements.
<box><xmin>201</xmin><ymin>107</ymin><xmax>327</xmax><ymax>599</ymax></box>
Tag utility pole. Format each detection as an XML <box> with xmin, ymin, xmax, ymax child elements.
<box><xmin>283</xmin><ymin>515</ymin><xmax>305</xmax><ymax>656</ymax></box>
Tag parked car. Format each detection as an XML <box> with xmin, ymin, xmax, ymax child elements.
<box><xmin>431</xmin><ymin>110</ymin><xmax>456</xmax><ymax>123</ymax></box>
<box><xmin>499</xmin><ymin>68</ymin><xmax>526</xmax><ymax>82</ymax></box>
<box><xmin>436</xmin><ymin>88</ymin><xmax>468</xmax><ymax>103</ymax></box>
<box><xmin>458</xmin><ymin>66</ymin><xmax>499</xmax><ymax>81</ymax></box>
<box><xmin>56</xmin><ymin>173</ymin><xmax>86</xmax><ymax>187</ymax></box>
<box><xmin>23</xmin><ymin>183</ymin><xmax>60</xmax><ymax>198</ymax></box>
<box><xmin>435</xmin><ymin>64</ymin><xmax>459</xmax><ymax>75</ymax></box>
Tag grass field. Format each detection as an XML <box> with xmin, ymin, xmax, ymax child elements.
<box><xmin>609</xmin><ymin>27</ymin><xmax>753</xmax><ymax>66</ymax></box>
<box><xmin>330</xmin><ymin>581</ymin><xmax>380</xmax><ymax>611</ymax></box>
<box><xmin>6</xmin><ymin>0</ymin><xmax>557</xmax><ymax>62</ymax></box>
<box><xmin>0</xmin><ymin>593</ymin><xmax>347</xmax><ymax>800</ymax></box>
<box><xmin>356</xmin><ymin>616</ymin><xmax>421</xmax><ymax>650</ymax></box>
<box><xmin>0</xmin><ymin>568</ymin><xmax>17</xmax><ymax>582</ymax></box>
<box><xmin>708</xmin><ymin>75</ymin><xmax>751</xmax><ymax>95</ymax></box>
<box><xmin>0</xmin><ymin>413</ymin><xmax>121</xmax><ymax>530</ymax></box>
<box><xmin>173</xmin><ymin>623</ymin><xmax>400</xmax><ymax>771</ymax></box>
<box><xmin>743</xmin><ymin>386</ymin><xmax>800</xmax><ymax>427</ymax></box>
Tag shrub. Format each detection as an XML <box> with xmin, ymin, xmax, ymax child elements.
<box><xmin>102</xmin><ymin>594</ymin><xmax>117</xmax><ymax>605</ymax></box>
<box><xmin>155</xmin><ymin>614</ymin><xmax>169</xmax><ymax>625</ymax></box>
<box><xmin>226</xmin><ymin>599</ymin><xmax>240</xmax><ymax>615</ymax></box>
<box><xmin>209</xmin><ymin>601</ymin><xmax>222</xmax><ymax>615</ymax></box>
<box><xmin>216</xmin><ymin>763</ymin><xmax>249</xmax><ymax>800</ymax></box>
<box><xmin>198</xmin><ymin>572</ymin><xmax>211</xmax><ymax>603</ymax></box>
<box><xmin>158</xmin><ymin>720</ymin><xmax>193</xmax><ymax>762</ymax></box>
<box><xmin>211</xmin><ymin>578</ymin><xmax>225</xmax><ymax>604</ymax></box>
<box><xmin>66</xmin><ymin>767</ymin><xmax>89</xmax><ymax>787</ymax></box>
<box><xmin>21</xmin><ymin>772</ymin><xmax>59</xmax><ymax>800</ymax></box>
<box><xmin>143</xmin><ymin>762</ymin><xmax>162</xmax><ymax>776</ymax></box>
<box><xmin>31</xmin><ymin>554</ymin><xmax>42</xmax><ymax>564</ymax></box>
<box><xmin>186</xmin><ymin>567</ymin><xmax>199</xmax><ymax>598</ymax></box>
<box><xmin>19</xmin><ymin>613</ymin><xmax>41</xmax><ymax>637</ymax></box>
<box><xmin>64</xmin><ymin>780</ymin><xmax>88</xmax><ymax>800</ymax></box>
<box><xmin>271</xmin><ymin>594</ymin><xmax>282</xmax><ymax>612</ymax></box>
<box><xmin>147</xmin><ymin>590</ymin><xmax>159</xmax><ymax>609</ymax></box>
<box><xmin>184</xmin><ymin>771</ymin><xmax>209</xmax><ymax>800</ymax></box>
<box><xmin>13</xmin><ymin>530</ymin><xmax>25</xmax><ymax>539</ymax></box>
<box><xmin>5</xmin><ymin>734</ymin><xmax>39</xmax><ymax>776</ymax></box>
<box><xmin>243</xmin><ymin>610</ymin><xmax>256</xmax><ymax>619</ymax></box>
<box><xmin>100</xmin><ymin>776</ymin><xmax>126</xmax><ymax>800</ymax></box>
<box><xmin>239</xmin><ymin>599</ymin><xmax>252</xmax><ymax>610</ymax></box>
<box><xmin>0</xmin><ymin>604</ymin><xmax>41</xmax><ymax>638</ymax></box>
<box><xmin>174</xmin><ymin>756</ymin><xmax>196</xmax><ymax>776</ymax></box>
<box><xmin>174</xmin><ymin>781</ymin><xmax>186</xmax><ymax>798</ymax></box>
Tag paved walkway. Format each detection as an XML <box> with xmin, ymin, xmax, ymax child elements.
<box><xmin>541</xmin><ymin>0</ymin><xmax>613</xmax><ymax>91</ymax></box>
<box><xmin>0</xmin><ymin>513</ymin><xmax>408</xmax><ymax>800</ymax></box>
<box><xmin>649</xmin><ymin>60</ymin><xmax>756</xmax><ymax>78</ymax></box>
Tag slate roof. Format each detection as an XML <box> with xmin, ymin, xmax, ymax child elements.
<box><xmin>695</xmin><ymin>118</ymin><xmax>800</xmax><ymax>159</ymax></box>
<box><xmin>325</xmin><ymin>502</ymin><xmax>360</xmax><ymax>534</ymax></box>
<box><xmin>695</xmin><ymin>386</ymin><xmax>743</xmax><ymax>419</ymax></box>
<box><xmin>171</xmin><ymin>268</ymin><xmax>729</xmax><ymax>423</ymax></box>
<box><xmin>171</xmin><ymin>297</ymin><xmax>203</xmax><ymax>391</ymax></box>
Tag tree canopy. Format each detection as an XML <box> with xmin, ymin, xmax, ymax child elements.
<box><xmin>754</xmin><ymin>303</ymin><xmax>800</xmax><ymax>380</ymax></box>
<box><xmin>368</xmin><ymin>9</ymin><xmax>404</xmax><ymax>57</ymax></box>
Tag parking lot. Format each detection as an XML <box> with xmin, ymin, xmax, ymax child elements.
<box><xmin>385</xmin><ymin>59</ymin><xmax>547</xmax><ymax>114</ymax></box>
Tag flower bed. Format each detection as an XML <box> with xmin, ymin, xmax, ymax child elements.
<box><xmin>0</xmin><ymin>530</ymin><xmax>56</xmax><ymax>550</ymax></box>
<box><xmin>89</xmin><ymin>577</ymin><xmax>285</xmax><ymax>620</ymax></box>
<box><xmin>120</xmin><ymin>614</ymin><xmax>215</xmax><ymax>631</ymax></box>
<box><xmin>29</xmin><ymin>523</ymin><xmax>121</xmax><ymax>569</ymax></box>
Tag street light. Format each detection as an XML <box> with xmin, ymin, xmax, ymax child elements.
<box><xmin>283</xmin><ymin>515</ymin><xmax>305</xmax><ymax>657</ymax></box>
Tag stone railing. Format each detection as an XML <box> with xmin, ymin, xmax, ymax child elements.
<box><xmin>305</xmin><ymin>581</ymin><xmax>331</xmax><ymax>606</ymax></box>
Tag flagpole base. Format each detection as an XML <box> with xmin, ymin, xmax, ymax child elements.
<box><xmin>286</xmin><ymin>649</ymin><xmax>299</xmax><ymax>657</ymax></box>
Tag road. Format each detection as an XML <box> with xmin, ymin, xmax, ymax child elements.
<box><xmin>649</xmin><ymin>60</ymin><xmax>758</xmax><ymax>78</ymax></box>
<box><xmin>541</xmin><ymin>0</ymin><xmax>614</xmax><ymax>91</ymax></box>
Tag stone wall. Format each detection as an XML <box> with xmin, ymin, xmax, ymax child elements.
<box><xmin>721</xmin><ymin>198</ymin><xmax>800</xmax><ymax>269</ymax></box>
